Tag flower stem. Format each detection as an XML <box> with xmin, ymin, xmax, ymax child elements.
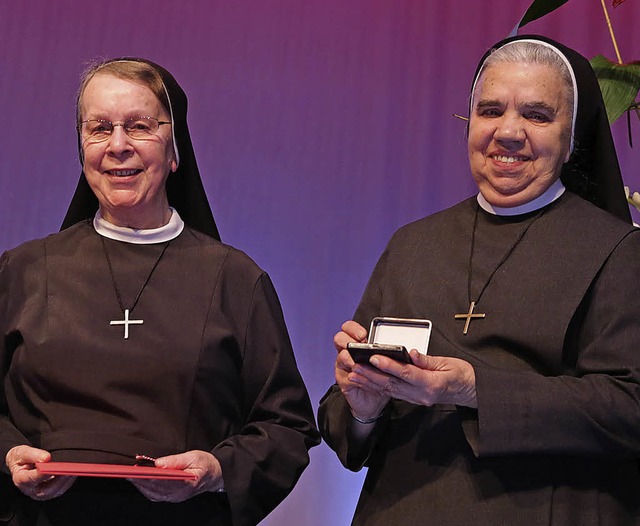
<box><xmin>600</xmin><ymin>0</ymin><xmax>623</xmax><ymax>64</ymax></box>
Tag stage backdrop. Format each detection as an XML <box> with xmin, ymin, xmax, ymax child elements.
<box><xmin>1</xmin><ymin>1</ymin><xmax>638</xmax><ymax>524</ymax></box>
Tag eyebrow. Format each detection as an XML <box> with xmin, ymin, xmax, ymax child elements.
<box><xmin>520</xmin><ymin>101</ymin><xmax>558</xmax><ymax>116</ymax></box>
<box><xmin>475</xmin><ymin>99</ymin><xmax>502</xmax><ymax>111</ymax></box>
<box><xmin>475</xmin><ymin>99</ymin><xmax>558</xmax><ymax>116</ymax></box>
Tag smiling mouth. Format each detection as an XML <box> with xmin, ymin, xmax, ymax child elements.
<box><xmin>490</xmin><ymin>155</ymin><xmax>530</xmax><ymax>163</ymax></box>
<box><xmin>107</xmin><ymin>169</ymin><xmax>142</xmax><ymax>176</ymax></box>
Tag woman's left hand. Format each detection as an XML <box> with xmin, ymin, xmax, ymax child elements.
<box><xmin>356</xmin><ymin>350</ymin><xmax>478</xmax><ymax>408</ymax></box>
<box><xmin>5</xmin><ymin>445</ymin><xmax>77</xmax><ymax>500</ymax></box>
<box><xmin>130</xmin><ymin>450</ymin><xmax>224</xmax><ymax>503</ymax></box>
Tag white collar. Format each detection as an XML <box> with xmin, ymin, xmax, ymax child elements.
<box><xmin>93</xmin><ymin>208</ymin><xmax>185</xmax><ymax>244</ymax></box>
<box><xmin>477</xmin><ymin>179</ymin><xmax>566</xmax><ymax>216</ymax></box>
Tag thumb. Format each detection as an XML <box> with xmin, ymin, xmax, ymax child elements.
<box><xmin>155</xmin><ymin>455</ymin><xmax>177</xmax><ymax>469</ymax></box>
<box><xmin>156</xmin><ymin>452</ymin><xmax>191</xmax><ymax>469</ymax></box>
<box><xmin>35</xmin><ymin>450</ymin><xmax>51</xmax><ymax>463</ymax></box>
<box><xmin>21</xmin><ymin>447</ymin><xmax>51</xmax><ymax>464</ymax></box>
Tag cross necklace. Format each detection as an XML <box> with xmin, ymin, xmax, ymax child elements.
<box><xmin>101</xmin><ymin>237</ymin><xmax>171</xmax><ymax>339</ymax></box>
<box><xmin>454</xmin><ymin>203</ymin><xmax>545</xmax><ymax>335</ymax></box>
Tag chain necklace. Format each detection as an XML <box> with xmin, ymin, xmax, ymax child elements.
<box><xmin>101</xmin><ymin>237</ymin><xmax>171</xmax><ymax>339</ymax></box>
<box><xmin>454</xmin><ymin>202</ymin><xmax>545</xmax><ymax>334</ymax></box>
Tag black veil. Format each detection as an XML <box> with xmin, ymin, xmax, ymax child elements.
<box><xmin>61</xmin><ymin>58</ymin><xmax>221</xmax><ymax>240</ymax></box>
<box><xmin>470</xmin><ymin>35</ymin><xmax>631</xmax><ymax>223</ymax></box>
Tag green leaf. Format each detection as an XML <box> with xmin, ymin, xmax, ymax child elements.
<box><xmin>590</xmin><ymin>55</ymin><xmax>640</xmax><ymax>124</ymax></box>
<box><xmin>518</xmin><ymin>0</ymin><xmax>571</xmax><ymax>28</ymax></box>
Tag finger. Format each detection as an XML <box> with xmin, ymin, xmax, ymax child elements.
<box><xmin>27</xmin><ymin>469</ymin><xmax>51</xmax><ymax>485</ymax></box>
<box><xmin>14</xmin><ymin>466</ymin><xmax>51</xmax><ymax>488</ymax></box>
<box><xmin>130</xmin><ymin>478</ymin><xmax>167</xmax><ymax>500</ymax></box>
<box><xmin>348</xmin><ymin>378</ymin><xmax>390</xmax><ymax>395</ymax></box>
<box><xmin>348</xmin><ymin>363</ymin><xmax>400</xmax><ymax>392</ymax></box>
<box><xmin>156</xmin><ymin>450</ymin><xmax>215</xmax><ymax>475</ymax></box>
<box><xmin>369</xmin><ymin>355</ymin><xmax>414</xmax><ymax>379</ymax></box>
<box><xmin>28</xmin><ymin>475</ymin><xmax>76</xmax><ymax>501</ymax></box>
<box><xmin>333</xmin><ymin>332</ymin><xmax>350</xmax><ymax>353</ymax></box>
<box><xmin>30</xmin><ymin>484</ymin><xmax>48</xmax><ymax>501</ymax></box>
<box><xmin>341</xmin><ymin>321</ymin><xmax>367</xmax><ymax>342</ymax></box>
<box><xmin>131</xmin><ymin>479</ymin><xmax>191</xmax><ymax>503</ymax></box>
<box><xmin>353</xmin><ymin>363</ymin><xmax>423</xmax><ymax>404</ymax></box>
<box><xmin>364</xmin><ymin>356</ymin><xmax>430</xmax><ymax>398</ymax></box>
<box><xmin>335</xmin><ymin>349</ymin><xmax>356</xmax><ymax>371</ymax></box>
<box><xmin>352</xmin><ymin>361</ymin><xmax>391</xmax><ymax>380</ymax></box>
<box><xmin>350</xmin><ymin>369</ymin><xmax>405</xmax><ymax>399</ymax></box>
<box><xmin>6</xmin><ymin>445</ymin><xmax>50</xmax><ymax>470</ymax></box>
<box><xmin>334</xmin><ymin>328</ymin><xmax>364</xmax><ymax>353</ymax></box>
<box><xmin>48</xmin><ymin>475</ymin><xmax>76</xmax><ymax>494</ymax></box>
<box><xmin>155</xmin><ymin>452</ymin><xmax>189</xmax><ymax>470</ymax></box>
<box><xmin>40</xmin><ymin>475</ymin><xmax>76</xmax><ymax>500</ymax></box>
<box><xmin>409</xmin><ymin>350</ymin><xmax>440</xmax><ymax>370</ymax></box>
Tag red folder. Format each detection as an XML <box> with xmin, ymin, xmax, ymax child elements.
<box><xmin>36</xmin><ymin>462</ymin><xmax>196</xmax><ymax>480</ymax></box>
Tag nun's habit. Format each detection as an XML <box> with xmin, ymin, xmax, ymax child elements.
<box><xmin>318</xmin><ymin>36</ymin><xmax>640</xmax><ymax>525</ymax></box>
<box><xmin>0</xmin><ymin>58</ymin><xmax>319</xmax><ymax>526</ymax></box>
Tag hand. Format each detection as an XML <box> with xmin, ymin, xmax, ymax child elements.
<box><xmin>334</xmin><ymin>320</ymin><xmax>391</xmax><ymax>421</ymax></box>
<box><xmin>130</xmin><ymin>450</ymin><xmax>224</xmax><ymax>503</ymax></box>
<box><xmin>6</xmin><ymin>445</ymin><xmax>76</xmax><ymax>500</ymax></box>
<box><xmin>361</xmin><ymin>349</ymin><xmax>477</xmax><ymax>408</ymax></box>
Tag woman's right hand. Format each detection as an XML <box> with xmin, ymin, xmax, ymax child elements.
<box><xmin>6</xmin><ymin>445</ymin><xmax>76</xmax><ymax>500</ymax></box>
<box><xmin>334</xmin><ymin>320</ymin><xmax>391</xmax><ymax>422</ymax></box>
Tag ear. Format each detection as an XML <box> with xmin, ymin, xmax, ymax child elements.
<box><xmin>170</xmin><ymin>158</ymin><xmax>178</xmax><ymax>173</ymax></box>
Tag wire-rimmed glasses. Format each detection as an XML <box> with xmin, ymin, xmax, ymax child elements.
<box><xmin>79</xmin><ymin>116</ymin><xmax>172</xmax><ymax>143</ymax></box>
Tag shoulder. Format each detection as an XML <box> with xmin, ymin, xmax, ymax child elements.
<box><xmin>546</xmin><ymin>192</ymin><xmax>637</xmax><ymax>246</ymax></box>
<box><xmin>555</xmin><ymin>191</ymin><xmax>633</xmax><ymax>227</ymax></box>
<box><xmin>1</xmin><ymin>221</ymin><xmax>93</xmax><ymax>267</ymax></box>
<box><xmin>178</xmin><ymin>225</ymin><xmax>267</xmax><ymax>283</ymax></box>
<box><xmin>386</xmin><ymin>197</ymin><xmax>476</xmax><ymax>250</ymax></box>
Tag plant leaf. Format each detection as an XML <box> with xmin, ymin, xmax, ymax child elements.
<box><xmin>517</xmin><ymin>0</ymin><xmax>571</xmax><ymax>28</ymax></box>
<box><xmin>590</xmin><ymin>55</ymin><xmax>640</xmax><ymax>123</ymax></box>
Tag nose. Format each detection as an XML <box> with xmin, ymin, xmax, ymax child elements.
<box><xmin>105</xmin><ymin>124</ymin><xmax>134</xmax><ymax>157</ymax></box>
<box><xmin>493</xmin><ymin>114</ymin><xmax>525</xmax><ymax>146</ymax></box>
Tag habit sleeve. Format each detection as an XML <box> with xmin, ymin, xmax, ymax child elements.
<box><xmin>318</xmin><ymin>249</ymin><xmax>392</xmax><ymax>472</ymax></box>
<box><xmin>0</xmin><ymin>251</ymin><xmax>32</xmax><ymax>467</ymax></box>
<box><xmin>466</xmin><ymin>230</ymin><xmax>640</xmax><ymax>457</ymax></box>
<box><xmin>212</xmin><ymin>272</ymin><xmax>320</xmax><ymax>526</ymax></box>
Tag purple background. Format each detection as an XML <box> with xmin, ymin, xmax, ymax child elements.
<box><xmin>1</xmin><ymin>1</ymin><xmax>639</xmax><ymax>524</ymax></box>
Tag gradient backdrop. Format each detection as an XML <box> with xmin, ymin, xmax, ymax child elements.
<box><xmin>1</xmin><ymin>1</ymin><xmax>639</xmax><ymax>524</ymax></box>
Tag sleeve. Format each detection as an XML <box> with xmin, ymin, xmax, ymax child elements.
<box><xmin>465</xmin><ymin>231</ymin><xmax>640</xmax><ymax>457</ymax></box>
<box><xmin>317</xmin><ymin>385</ymin><xmax>391</xmax><ymax>472</ymax></box>
<box><xmin>0</xmin><ymin>251</ymin><xmax>31</xmax><ymax>471</ymax></box>
<box><xmin>212</xmin><ymin>272</ymin><xmax>320</xmax><ymax>526</ymax></box>
<box><xmin>317</xmin><ymin>246</ymin><xmax>393</xmax><ymax>472</ymax></box>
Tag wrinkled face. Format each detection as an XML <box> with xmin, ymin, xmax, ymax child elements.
<box><xmin>79</xmin><ymin>73</ymin><xmax>177</xmax><ymax>228</ymax></box>
<box><xmin>468</xmin><ymin>62</ymin><xmax>573</xmax><ymax>208</ymax></box>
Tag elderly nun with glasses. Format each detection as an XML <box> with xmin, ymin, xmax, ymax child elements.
<box><xmin>0</xmin><ymin>58</ymin><xmax>319</xmax><ymax>526</ymax></box>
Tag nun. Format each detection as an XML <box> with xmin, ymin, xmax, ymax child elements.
<box><xmin>0</xmin><ymin>57</ymin><xmax>319</xmax><ymax>526</ymax></box>
<box><xmin>319</xmin><ymin>35</ymin><xmax>640</xmax><ymax>525</ymax></box>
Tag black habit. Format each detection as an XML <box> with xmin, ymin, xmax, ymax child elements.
<box><xmin>0</xmin><ymin>221</ymin><xmax>319</xmax><ymax>525</ymax></box>
<box><xmin>319</xmin><ymin>34</ymin><xmax>640</xmax><ymax>525</ymax></box>
<box><xmin>319</xmin><ymin>192</ymin><xmax>640</xmax><ymax>525</ymax></box>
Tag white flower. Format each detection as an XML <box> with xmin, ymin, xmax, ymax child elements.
<box><xmin>625</xmin><ymin>186</ymin><xmax>640</xmax><ymax>213</ymax></box>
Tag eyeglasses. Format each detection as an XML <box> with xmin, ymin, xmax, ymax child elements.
<box><xmin>79</xmin><ymin>116</ymin><xmax>172</xmax><ymax>143</ymax></box>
